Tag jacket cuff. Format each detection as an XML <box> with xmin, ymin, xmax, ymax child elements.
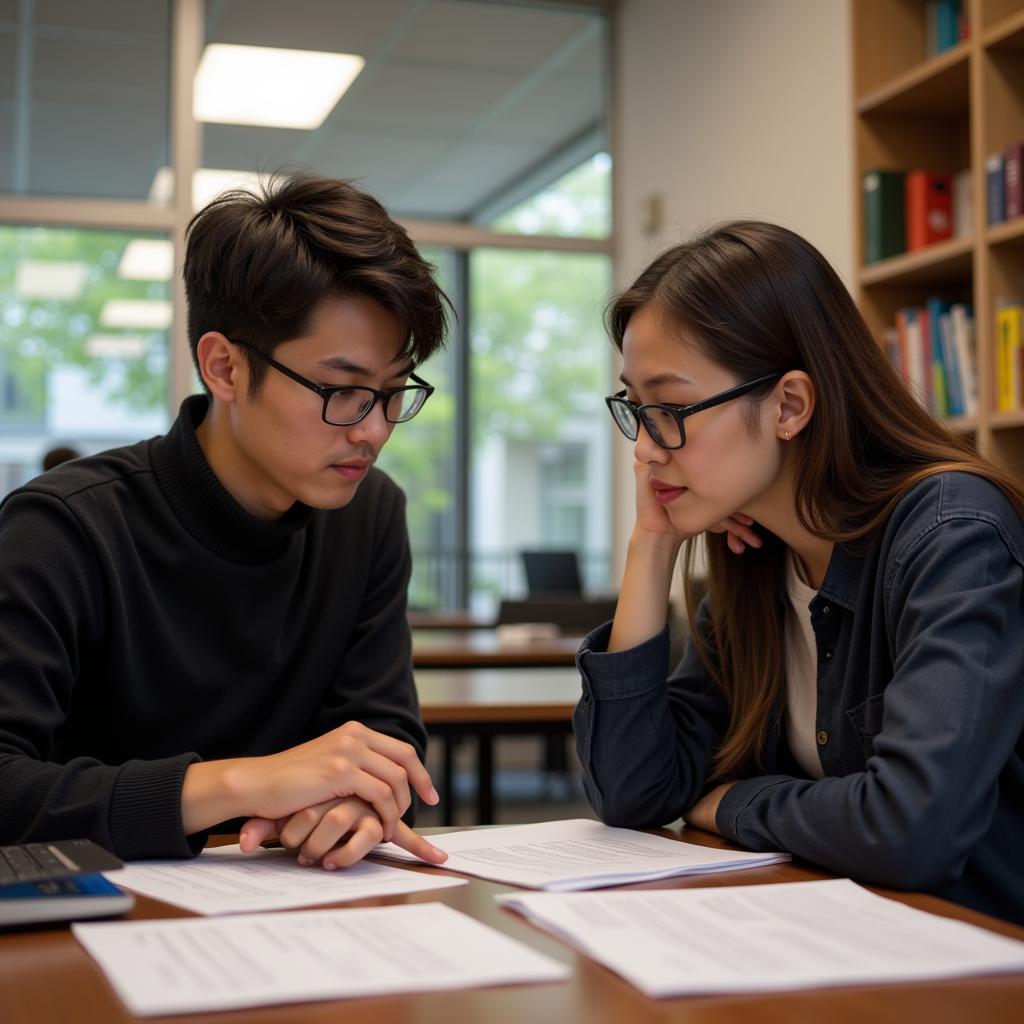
<box><xmin>109</xmin><ymin>753</ymin><xmax>205</xmax><ymax>860</ymax></box>
<box><xmin>716</xmin><ymin>775</ymin><xmax>793</xmax><ymax>846</ymax></box>
<box><xmin>577</xmin><ymin>622</ymin><xmax>671</xmax><ymax>699</ymax></box>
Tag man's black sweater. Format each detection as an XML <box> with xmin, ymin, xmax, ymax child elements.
<box><xmin>0</xmin><ymin>395</ymin><xmax>425</xmax><ymax>859</ymax></box>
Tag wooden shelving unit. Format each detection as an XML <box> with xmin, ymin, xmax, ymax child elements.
<box><xmin>853</xmin><ymin>0</ymin><xmax>1024</xmax><ymax>470</ymax></box>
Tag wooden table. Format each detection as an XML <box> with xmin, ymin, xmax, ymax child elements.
<box><xmin>3</xmin><ymin>829</ymin><xmax>1022</xmax><ymax>1024</ymax></box>
<box><xmin>417</xmin><ymin>667</ymin><xmax>580</xmax><ymax>826</ymax></box>
<box><xmin>408</xmin><ymin>610</ymin><xmax>493</xmax><ymax>630</ymax></box>
<box><xmin>412</xmin><ymin>629</ymin><xmax>581</xmax><ymax>668</ymax></box>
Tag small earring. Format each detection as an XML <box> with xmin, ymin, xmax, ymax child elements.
<box><xmin>784</xmin><ymin>431</ymin><xmax>791</xmax><ymax>441</ymax></box>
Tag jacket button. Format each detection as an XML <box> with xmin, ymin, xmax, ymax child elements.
<box><xmin>817</xmin><ymin>730</ymin><xmax>829</xmax><ymax>746</ymax></box>
<box><xmin>825</xmin><ymin>650</ymin><xmax>833</xmax><ymax>659</ymax></box>
<box><xmin>821</xmin><ymin>605</ymin><xmax>831</xmax><ymax>616</ymax></box>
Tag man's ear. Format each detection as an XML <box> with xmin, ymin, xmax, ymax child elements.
<box><xmin>775</xmin><ymin>370</ymin><xmax>815</xmax><ymax>440</ymax></box>
<box><xmin>196</xmin><ymin>333</ymin><xmax>244</xmax><ymax>403</ymax></box>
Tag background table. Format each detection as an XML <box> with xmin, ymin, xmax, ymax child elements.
<box><xmin>417</xmin><ymin>666</ymin><xmax>580</xmax><ymax>824</ymax></box>
<box><xmin>412</xmin><ymin>629</ymin><xmax>581</xmax><ymax>668</ymax></box>
<box><xmin>3</xmin><ymin>829</ymin><xmax>1023</xmax><ymax>1024</ymax></box>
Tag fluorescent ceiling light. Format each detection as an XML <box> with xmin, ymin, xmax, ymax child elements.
<box><xmin>15</xmin><ymin>260</ymin><xmax>89</xmax><ymax>300</ymax></box>
<box><xmin>118</xmin><ymin>240</ymin><xmax>174</xmax><ymax>281</ymax></box>
<box><xmin>99</xmin><ymin>299</ymin><xmax>173</xmax><ymax>330</ymax></box>
<box><xmin>85</xmin><ymin>335</ymin><xmax>149</xmax><ymax>358</ymax></box>
<box><xmin>194</xmin><ymin>43</ymin><xmax>364</xmax><ymax>129</ymax></box>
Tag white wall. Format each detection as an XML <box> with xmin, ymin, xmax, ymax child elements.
<box><xmin>610</xmin><ymin>0</ymin><xmax>854</xmax><ymax>575</ymax></box>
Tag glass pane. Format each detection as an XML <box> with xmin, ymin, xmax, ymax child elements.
<box><xmin>486</xmin><ymin>153</ymin><xmax>611</xmax><ymax>239</ymax></box>
<box><xmin>375</xmin><ymin>246</ymin><xmax>457</xmax><ymax>610</ymax></box>
<box><xmin>0</xmin><ymin>224</ymin><xmax>171</xmax><ymax>495</ymax></box>
<box><xmin>0</xmin><ymin>2</ymin><xmax>172</xmax><ymax>200</ymax></box>
<box><xmin>469</xmin><ymin>248</ymin><xmax>612</xmax><ymax>614</ymax></box>
<box><xmin>198</xmin><ymin>1</ymin><xmax>608</xmax><ymax>234</ymax></box>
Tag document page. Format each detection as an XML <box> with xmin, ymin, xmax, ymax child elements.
<box><xmin>498</xmin><ymin>878</ymin><xmax>1024</xmax><ymax>997</ymax></box>
<box><xmin>74</xmin><ymin>902</ymin><xmax>569</xmax><ymax>1017</ymax></box>
<box><xmin>104</xmin><ymin>844</ymin><xmax>465</xmax><ymax>915</ymax></box>
<box><xmin>372</xmin><ymin>818</ymin><xmax>788</xmax><ymax>890</ymax></box>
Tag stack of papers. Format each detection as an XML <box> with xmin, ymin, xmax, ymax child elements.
<box><xmin>103</xmin><ymin>844</ymin><xmax>465</xmax><ymax>915</ymax></box>
<box><xmin>372</xmin><ymin>818</ymin><xmax>788</xmax><ymax>890</ymax></box>
<box><xmin>498</xmin><ymin>878</ymin><xmax>1024</xmax><ymax>997</ymax></box>
<box><xmin>74</xmin><ymin>903</ymin><xmax>569</xmax><ymax>1016</ymax></box>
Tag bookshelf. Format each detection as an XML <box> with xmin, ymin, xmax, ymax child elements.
<box><xmin>853</xmin><ymin>0</ymin><xmax>1024</xmax><ymax>470</ymax></box>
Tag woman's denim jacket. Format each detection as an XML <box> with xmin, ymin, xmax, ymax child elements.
<box><xmin>574</xmin><ymin>472</ymin><xmax>1024</xmax><ymax>924</ymax></box>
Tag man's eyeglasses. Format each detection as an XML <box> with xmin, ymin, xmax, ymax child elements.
<box><xmin>230</xmin><ymin>338</ymin><xmax>434</xmax><ymax>427</ymax></box>
<box><xmin>606</xmin><ymin>373</ymin><xmax>781</xmax><ymax>450</ymax></box>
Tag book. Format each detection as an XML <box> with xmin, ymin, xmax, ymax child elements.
<box><xmin>996</xmin><ymin>303</ymin><xmax>1023</xmax><ymax>411</ymax></box>
<box><xmin>926</xmin><ymin>296</ymin><xmax>950</xmax><ymax>416</ymax></box>
<box><xmin>1007</xmin><ymin>142</ymin><xmax>1024</xmax><ymax>219</ymax></box>
<box><xmin>953</xmin><ymin>168</ymin><xmax>972</xmax><ymax>237</ymax></box>
<box><xmin>906</xmin><ymin>170</ymin><xmax>953</xmax><ymax>250</ymax></box>
<box><xmin>896</xmin><ymin>307</ymin><xmax>928</xmax><ymax>408</ymax></box>
<box><xmin>951</xmin><ymin>303</ymin><xmax>978</xmax><ymax>416</ymax></box>
<box><xmin>863</xmin><ymin>170</ymin><xmax>905</xmax><ymax>262</ymax></box>
<box><xmin>938</xmin><ymin>310</ymin><xmax>963</xmax><ymax>416</ymax></box>
<box><xmin>372</xmin><ymin>819</ymin><xmax>789</xmax><ymax>891</ymax></box>
<box><xmin>987</xmin><ymin>154</ymin><xmax>1006</xmax><ymax>225</ymax></box>
<box><xmin>936</xmin><ymin>0</ymin><xmax>962</xmax><ymax>52</ymax></box>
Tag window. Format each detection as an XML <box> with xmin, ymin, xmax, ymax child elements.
<box><xmin>470</xmin><ymin>246</ymin><xmax>612</xmax><ymax>610</ymax></box>
<box><xmin>0</xmin><ymin>225</ymin><xmax>171</xmax><ymax>489</ymax></box>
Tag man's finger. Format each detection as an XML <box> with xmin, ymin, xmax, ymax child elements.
<box><xmin>360</xmin><ymin>732</ymin><xmax>439</xmax><ymax>806</ymax></box>
<box><xmin>390</xmin><ymin>821</ymin><xmax>448</xmax><ymax>864</ymax></box>
<box><xmin>239</xmin><ymin>816</ymin><xmax>280</xmax><ymax>853</ymax></box>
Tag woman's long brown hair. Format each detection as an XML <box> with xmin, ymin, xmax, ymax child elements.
<box><xmin>609</xmin><ymin>221</ymin><xmax>1024</xmax><ymax>781</ymax></box>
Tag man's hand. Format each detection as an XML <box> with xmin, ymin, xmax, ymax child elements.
<box><xmin>684</xmin><ymin>782</ymin><xmax>734</xmax><ymax>834</ymax></box>
<box><xmin>238</xmin><ymin>796</ymin><xmax>447</xmax><ymax>869</ymax></box>
<box><xmin>181</xmin><ymin>721</ymin><xmax>439</xmax><ymax>843</ymax></box>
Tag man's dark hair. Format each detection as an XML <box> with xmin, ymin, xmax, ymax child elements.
<box><xmin>183</xmin><ymin>172</ymin><xmax>451</xmax><ymax>392</ymax></box>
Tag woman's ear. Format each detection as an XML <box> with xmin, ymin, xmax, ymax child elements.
<box><xmin>775</xmin><ymin>370</ymin><xmax>815</xmax><ymax>440</ymax></box>
<box><xmin>196</xmin><ymin>333</ymin><xmax>244</xmax><ymax>403</ymax></box>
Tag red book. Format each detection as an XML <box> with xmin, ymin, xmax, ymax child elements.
<box><xmin>1006</xmin><ymin>142</ymin><xmax>1024</xmax><ymax>219</ymax></box>
<box><xmin>906</xmin><ymin>171</ymin><xmax>953</xmax><ymax>250</ymax></box>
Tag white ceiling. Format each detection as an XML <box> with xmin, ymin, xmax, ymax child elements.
<box><xmin>0</xmin><ymin>0</ymin><xmax>608</xmax><ymax>220</ymax></box>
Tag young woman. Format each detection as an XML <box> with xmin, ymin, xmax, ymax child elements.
<box><xmin>574</xmin><ymin>221</ymin><xmax>1024</xmax><ymax>925</ymax></box>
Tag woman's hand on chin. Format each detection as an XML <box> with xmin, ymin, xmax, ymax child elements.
<box><xmin>708</xmin><ymin>512</ymin><xmax>763</xmax><ymax>555</ymax></box>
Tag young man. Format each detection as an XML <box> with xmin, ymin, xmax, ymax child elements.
<box><xmin>0</xmin><ymin>174</ymin><xmax>450</xmax><ymax>870</ymax></box>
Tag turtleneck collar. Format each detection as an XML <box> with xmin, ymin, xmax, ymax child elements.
<box><xmin>149</xmin><ymin>394</ymin><xmax>315</xmax><ymax>564</ymax></box>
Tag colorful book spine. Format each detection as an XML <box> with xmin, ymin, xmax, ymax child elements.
<box><xmin>1007</xmin><ymin>142</ymin><xmax>1024</xmax><ymax>220</ymax></box>
<box><xmin>938</xmin><ymin>310</ymin><xmax>963</xmax><ymax>417</ymax></box>
<box><xmin>987</xmin><ymin>154</ymin><xmax>1006</xmax><ymax>225</ymax></box>
<box><xmin>950</xmin><ymin>304</ymin><xmax>977</xmax><ymax>417</ymax></box>
<box><xmin>937</xmin><ymin>0</ymin><xmax>962</xmax><ymax>52</ymax></box>
<box><xmin>926</xmin><ymin>297</ymin><xmax>950</xmax><ymax>417</ymax></box>
<box><xmin>996</xmin><ymin>304</ymin><xmax>1023</xmax><ymax>412</ymax></box>
<box><xmin>863</xmin><ymin>170</ymin><xmax>905</xmax><ymax>263</ymax></box>
<box><xmin>906</xmin><ymin>170</ymin><xmax>952</xmax><ymax>250</ymax></box>
<box><xmin>900</xmin><ymin>308</ymin><xmax>929</xmax><ymax>409</ymax></box>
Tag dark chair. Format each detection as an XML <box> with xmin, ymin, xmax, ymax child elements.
<box><xmin>520</xmin><ymin>550</ymin><xmax>583</xmax><ymax>596</ymax></box>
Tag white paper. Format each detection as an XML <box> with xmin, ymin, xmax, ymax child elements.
<box><xmin>104</xmin><ymin>844</ymin><xmax>465</xmax><ymax>915</ymax></box>
<box><xmin>498</xmin><ymin>878</ymin><xmax>1024</xmax><ymax>997</ymax></box>
<box><xmin>372</xmin><ymin>818</ymin><xmax>788</xmax><ymax>890</ymax></box>
<box><xmin>74</xmin><ymin>902</ymin><xmax>569</xmax><ymax>1016</ymax></box>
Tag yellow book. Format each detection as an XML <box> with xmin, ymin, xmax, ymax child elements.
<box><xmin>996</xmin><ymin>305</ymin><xmax>1023</xmax><ymax>412</ymax></box>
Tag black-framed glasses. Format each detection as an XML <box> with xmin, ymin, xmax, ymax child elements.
<box><xmin>230</xmin><ymin>338</ymin><xmax>434</xmax><ymax>427</ymax></box>
<box><xmin>606</xmin><ymin>373</ymin><xmax>781</xmax><ymax>450</ymax></box>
